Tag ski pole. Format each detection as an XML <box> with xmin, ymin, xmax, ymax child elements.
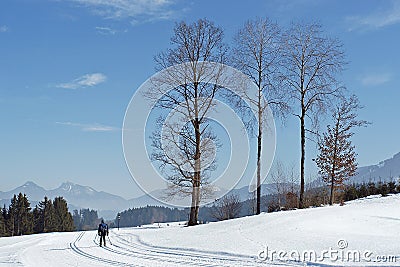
<box><xmin>107</xmin><ymin>235</ymin><xmax>112</xmax><ymax>246</ymax></box>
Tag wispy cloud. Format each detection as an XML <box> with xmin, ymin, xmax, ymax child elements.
<box><xmin>56</xmin><ymin>122</ymin><xmax>119</xmax><ymax>132</ymax></box>
<box><xmin>360</xmin><ymin>73</ymin><xmax>392</xmax><ymax>86</ymax></box>
<box><xmin>56</xmin><ymin>73</ymin><xmax>107</xmax><ymax>89</ymax></box>
<box><xmin>0</xmin><ymin>25</ymin><xmax>9</xmax><ymax>32</ymax></box>
<box><xmin>347</xmin><ymin>1</ymin><xmax>400</xmax><ymax>31</ymax></box>
<box><xmin>68</xmin><ymin>0</ymin><xmax>181</xmax><ymax>24</ymax></box>
<box><xmin>95</xmin><ymin>26</ymin><xmax>119</xmax><ymax>35</ymax></box>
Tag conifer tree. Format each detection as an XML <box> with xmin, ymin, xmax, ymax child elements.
<box><xmin>0</xmin><ymin>208</ymin><xmax>4</xmax><ymax>237</ymax></box>
<box><xmin>53</xmin><ymin>197</ymin><xmax>74</xmax><ymax>232</ymax></box>
<box><xmin>1</xmin><ymin>194</ymin><xmax>76</xmax><ymax>236</ymax></box>
<box><xmin>1</xmin><ymin>205</ymin><xmax>8</xmax><ymax>237</ymax></box>
<box><xmin>37</xmin><ymin>196</ymin><xmax>55</xmax><ymax>232</ymax></box>
<box><xmin>8</xmin><ymin>195</ymin><xmax>18</xmax><ymax>236</ymax></box>
<box><xmin>72</xmin><ymin>209</ymin><xmax>81</xmax><ymax>231</ymax></box>
<box><xmin>32</xmin><ymin>205</ymin><xmax>42</xmax><ymax>233</ymax></box>
<box><xmin>16</xmin><ymin>193</ymin><xmax>32</xmax><ymax>235</ymax></box>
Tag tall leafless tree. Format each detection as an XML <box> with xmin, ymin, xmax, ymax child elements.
<box><xmin>281</xmin><ymin>22</ymin><xmax>346</xmax><ymax>208</ymax></box>
<box><xmin>145</xmin><ymin>19</ymin><xmax>227</xmax><ymax>226</ymax></box>
<box><xmin>232</xmin><ymin>18</ymin><xmax>288</xmax><ymax>215</ymax></box>
<box><xmin>315</xmin><ymin>95</ymin><xmax>368</xmax><ymax>205</ymax></box>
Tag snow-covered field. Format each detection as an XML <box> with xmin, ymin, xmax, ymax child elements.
<box><xmin>1</xmin><ymin>194</ymin><xmax>399</xmax><ymax>266</ymax></box>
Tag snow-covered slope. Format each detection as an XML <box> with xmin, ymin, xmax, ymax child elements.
<box><xmin>0</xmin><ymin>194</ymin><xmax>399</xmax><ymax>266</ymax></box>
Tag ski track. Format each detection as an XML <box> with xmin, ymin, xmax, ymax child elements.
<box><xmin>70</xmin><ymin>232</ymin><xmax>135</xmax><ymax>267</ymax></box>
<box><xmin>108</xmin><ymin>230</ymin><xmax>268</xmax><ymax>267</ymax></box>
<box><xmin>68</xmin><ymin>230</ymin><xmax>285</xmax><ymax>267</ymax></box>
<box><xmin>70</xmin><ymin>231</ymin><xmax>278</xmax><ymax>267</ymax></box>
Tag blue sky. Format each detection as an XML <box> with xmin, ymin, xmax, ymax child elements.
<box><xmin>0</xmin><ymin>0</ymin><xmax>399</xmax><ymax>199</ymax></box>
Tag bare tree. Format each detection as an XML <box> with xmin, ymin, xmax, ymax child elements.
<box><xmin>232</xmin><ymin>18</ymin><xmax>288</xmax><ymax>215</ymax></box>
<box><xmin>287</xmin><ymin>162</ymin><xmax>299</xmax><ymax>194</ymax></box>
<box><xmin>281</xmin><ymin>22</ymin><xmax>346</xmax><ymax>208</ymax></box>
<box><xmin>146</xmin><ymin>19</ymin><xmax>227</xmax><ymax>226</ymax></box>
<box><xmin>269</xmin><ymin>160</ymin><xmax>288</xmax><ymax>209</ymax></box>
<box><xmin>247</xmin><ymin>191</ymin><xmax>257</xmax><ymax>215</ymax></box>
<box><xmin>285</xmin><ymin>162</ymin><xmax>299</xmax><ymax>209</ymax></box>
<box><xmin>151</xmin><ymin>119</ymin><xmax>218</xmax><ymax>202</ymax></box>
<box><xmin>315</xmin><ymin>95</ymin><xmax>368</xmax><ymax>205</ymax></box>
<box><xmin>210</xmin><ymin>194</ymin><xmax>242</xmax><ymax>221</ymax></box>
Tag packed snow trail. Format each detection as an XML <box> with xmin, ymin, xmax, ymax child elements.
<box><xmin>67</xmin><ymin>229</ymin><xmax>284</xmax><ymax>267</ymax></box>
<box><xmin>0</xmin><ymin>228</ymin><xmax>286</xmax><ymax>266</ymax></box>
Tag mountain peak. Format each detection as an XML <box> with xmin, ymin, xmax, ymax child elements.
<box><xmin>60</xmin><ymin>182</ymin><xmax>75</xmax><ymax>192</ymax></box>
<box><xmin>57</xmin><ymin>181</ymin><xmax>97</xmax><ymax>195</ymax></box>
<box><xmin>22</xmin><ymin>181</ymin><xmax>39</xmax><ymax>187</ymax></box>
<box><xmin>0</xmin><ymin>181</ymin><xmax>129</xmax><ymax>220</ymax></box>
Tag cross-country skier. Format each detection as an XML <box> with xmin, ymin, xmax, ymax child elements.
<box><xmin>98</xmin><ymin>219</ymin><xmax>109</xmax><ymax>247</ymax></box>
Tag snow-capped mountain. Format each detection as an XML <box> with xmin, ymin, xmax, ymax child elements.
<box><xmin>0</xmin><ymin>181</ymin><xmax>130</xmax><ymax>220</ymax></box>
<box><xmin>48</xmin><ymin>182</ymin><xmax>129</xmax><ymax>211</ymax></box>
<box><xmin>0</xmin><ymin>181</ymin><xmax>47</xmax><ymax>201</ymax></box>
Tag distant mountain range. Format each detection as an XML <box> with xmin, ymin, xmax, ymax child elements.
<box><xmin>352</xmin><ymin>152</ymin><xmax>400</xmax><ymax>183</ymax></box>
<box><xmin>0</xmin><ymin>181</ymin><xmax>262</xmax><ymax>219</ymax></box>
<box><xmin>0</xmin><ymin>181</ymin><xmax>129</xmax><ymax>220</ymax></box>
<box><xmin>0</xmin><ymin>180</ymin><xmax>281</xmax><ymax>220</ymax></box>
<box><xmin>1</xmin><ymin>152</ymin><xmax>399</xmax><ymax>220</ymax></box>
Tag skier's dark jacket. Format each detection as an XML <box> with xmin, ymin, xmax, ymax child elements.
<box><xmin>98</xmin><ymin>221</ymin><xmax>109</xmax><ymax>236</ymax></box>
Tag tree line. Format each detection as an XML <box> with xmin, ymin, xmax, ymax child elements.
<box><xmin>118</xmin><ymin>179</ymin><xmax>400</xmax><ymax>226</ymax></box>
<box><xmin>343</xmin><ymin>181</ymin><xmax>400</xmax><ymax>201</ymax></box>
<box><xmin>116</xmin><ymin>204</ymin><xmax>243</xmax><ymax>227</ymax></box>
<box><xmin>72</xmin><ymin>208</ymin><xmax>101</xmax><ymax>231</ymax></box>
<box><xmin>116</xmin><ymin>178</ymin><xmax>400</xmax><ymax>227</ymax></box>
<box><xmin>117</xmin><ymin>206</ymin><xmax>188</xmax><ymax>227</ymax></box>
<box><xmin>268</xmin><ymin>179</ymin><xmax>400</xmax><ymax>211</ymax></box>
<box><xmin>0</xmin><ymin>193</ymin><xmax>74</xmax><ymax>237</ymax></box>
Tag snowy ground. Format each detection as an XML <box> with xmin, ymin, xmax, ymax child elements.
<box><xmin>0</xmin><ymin>194</ymin><xmax>399</xmax><ymax>266</ymax></box>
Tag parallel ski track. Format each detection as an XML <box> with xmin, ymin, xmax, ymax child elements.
<box><xmin>71</xmin><ymin>230</ymin><xmax>283</xmax><ymax>267</ymax></box>
<box><xmin>107</xmin><ymin>229</ymin><xmax>270</xmax><ymax>267</ymax></box>
<box><xmin>93</xmin><ymin>233</ymin><xmax>216</xmax><ymax>267</ymax></box>
<box><xmin>70</xmin><ymin>232</ymin><xmax>144</xmax><ymax>267</ymax></box>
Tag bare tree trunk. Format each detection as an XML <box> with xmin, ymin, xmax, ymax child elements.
<box><xmin>188</xmin><ymin>176</ymin><xmax>200</xmax><ymax>225</ymax></box>
<box><xmin>189</xmin><ymin>184</ymin><xmax>200</xmax><ymax>225</ymax></box>
<box><xmin>189</xmin><ymin>91</ymin><xmax>201</xmax><ymax>225</ymax></box>
<box><xmin>189</xmin><ymin>187</ymin><xmax>197</xmax><ymax>225</ymax></box>
<box><xmin>330</xmin><ymin>179</ymin><xmax>334</xmax><ymax>205</ymax></box>
<box><xmin>330</xmin><ymin>118</ymin><xmax>339</xmax><ymax>205</ymax></box>
<box><xmin>256</xmin><ymin>111</ymin><xmax>262</xmax><ymax>215</ymax></box>
<box><xmin>299</xmin><ymin>114</ymin><xmax>305</xmax><ymax>209</ymax></box>
<box><xmin>256</xmin><ymin>55</ymin><xmax>263</xmax><ymax>215</ymax></box>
